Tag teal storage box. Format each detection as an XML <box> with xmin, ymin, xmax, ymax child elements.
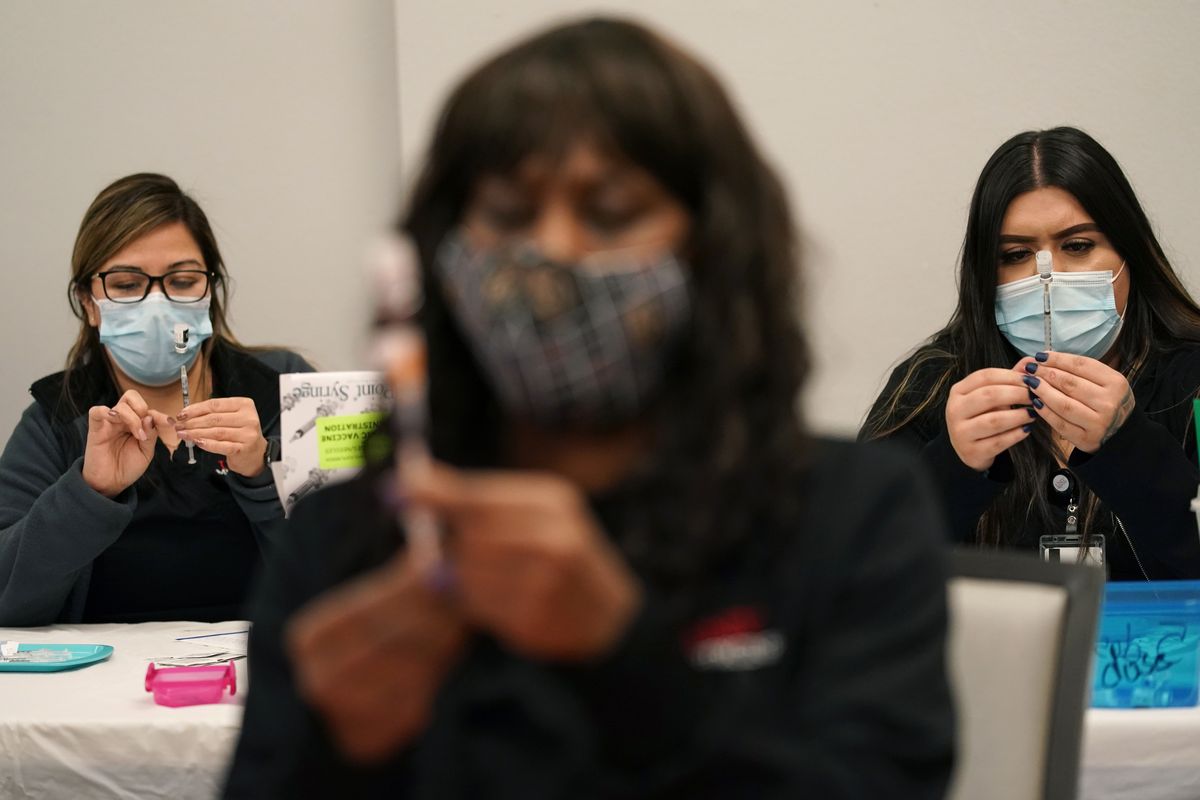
<box><xmin>1091</xmin><ymin>580</ymin><xmax>1200</xmax><ymax>708</ymax></box>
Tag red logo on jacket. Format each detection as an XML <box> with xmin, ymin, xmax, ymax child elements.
<box><xmin>684</xmin><ymin>606</ymin><xmax>785</xmax><ymax>671</ymax></box>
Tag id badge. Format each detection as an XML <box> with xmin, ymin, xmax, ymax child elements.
<box><xmin>1039</xmin><ymin>533</ymin><xmax>1106</xmax><ymax>569</ymax></box>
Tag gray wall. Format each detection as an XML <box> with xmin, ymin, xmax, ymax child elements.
<box><xmin>4</xmin><ymin>1</ymin><xmax>1200</xmax><ymax>451</ymax></box>
<box><xmin>395</xmin><ymin>0</ymin><xmax>1200</xmax><ymax>434</ymax></box>
<box><xmin>0</xmin><ymin>1</ymin><xmax>400</xmax><ymax>448</ymax></box>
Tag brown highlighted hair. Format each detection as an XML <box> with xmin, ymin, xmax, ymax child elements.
<box><xmin>64</xmin><ymin>173</ymin><xmax>241</xmax><ymax>408</ymax></box>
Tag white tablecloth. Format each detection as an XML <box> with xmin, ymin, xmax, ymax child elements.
<box><xmin>1082</xmin><ymin>706</ymin><xmax>1200</xmax><ymax>799</ymax></box>
<box><xmin>0</xmin><ymin>621</ymin><xmax>249</xmax><ymax>800</ymax></box>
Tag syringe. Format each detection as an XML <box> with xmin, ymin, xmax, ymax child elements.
<box><xmin>173</xmin><ymin>324</ymin><xmax>197</xmax><ymax>465</ymax></box>
<box><xmin>1037</xmin><ymin>250</ymin><xmax>1053</xmax><ymax>353</ymax></box>
<box><xmin>370</xmin><ymin>236</ymin><xmax>440</xmax><ymax>568</ymax></box>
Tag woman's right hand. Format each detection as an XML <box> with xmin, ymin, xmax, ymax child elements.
<box><xmin>82</xmin><ymin>390</ymin><xmax>159</xmax><ymax>497</ymax></box>
<box><xmin>945</xmin><ymin>367</ymin><xmax>1034</xmax><ymax>472</ymax></box>
<box><xmin>286</xmin><ymin>555</ymin><xmax>468</xmax><ymax>763</ymax></box>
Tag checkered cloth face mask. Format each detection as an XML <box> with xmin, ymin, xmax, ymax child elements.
<box><xmin>435</xmin><ymin>231</ymin><xmax>692</xmax><ymax>428</ymax></box>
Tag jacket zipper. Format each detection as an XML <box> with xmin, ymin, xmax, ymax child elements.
<box><xmin>1113</xmin><ymin>513</ymin><xmax>1150</xmax><ymax>582</ymax></box>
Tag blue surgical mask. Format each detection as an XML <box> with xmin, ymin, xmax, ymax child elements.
<box><xmin>97</xmin><ymin>293</ymin><xmax>214</xmax><ymax>386</ymax></box>
<box><xmin>995</xmin><ymin>262</ymin><xmax>1126</xmax><ymax>359</ymax></box>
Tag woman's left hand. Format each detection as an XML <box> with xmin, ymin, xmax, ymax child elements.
<box><xmin>1019</xmin><ymin>352</ymin><xmax>1135</xmax><ymax>454</ymax></box>
<box><xmin>174</xmin><ymin>397</ymin><xmax>267</xmax><ymax>476</ymax></box>
<box><xmin>410</xmin><ymin>462</ymin><xmax>643</xmax><ymax>662</ymax></box>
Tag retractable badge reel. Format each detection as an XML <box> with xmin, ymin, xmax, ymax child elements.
<box><xmin>1039</xmin><ymin>469</ymin><xmax>1106</xmax><ymax>572</ymax></box>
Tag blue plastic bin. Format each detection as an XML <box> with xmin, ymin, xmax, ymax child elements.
<box><xmin>1091</xmin><ymin>580</ymin><xmax>1200</xmax><ymax>708</ymax></box>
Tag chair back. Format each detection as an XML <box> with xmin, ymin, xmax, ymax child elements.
<box><xmin>945</xmin><ymin>550</ymin><xmax>1103</xmax><ymax>800</ymax></box>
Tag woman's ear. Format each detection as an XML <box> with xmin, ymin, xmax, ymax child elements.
<box><xmin>78</xmin><ymin>286</ymin><xmax>100</xmax><ymax>328</ymax></box>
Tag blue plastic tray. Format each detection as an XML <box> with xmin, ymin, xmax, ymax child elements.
<box><xmin>0</xmin><ymin>644</ymin><xmax>114</xmax><ymax>673</ymax></box>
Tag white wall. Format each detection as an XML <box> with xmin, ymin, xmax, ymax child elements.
<box><xmin>394</xmin><ymin>0</ymin><xmax>1200</xmax><ymax>435</ymax></box>
<box><xmin>0</xmin><ymin>1</ymin><xmax>400</xmax><ymax>449</ymax></box>
<box><xmin>4</xmin><ymin>2</ymin><xmax>1199</xmax><ymax>449</ymax></box>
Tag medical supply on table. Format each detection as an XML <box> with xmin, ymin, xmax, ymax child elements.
<box><xmin>370</xmin><ymin>235</ymin><xmax>441</xmax><ymax>567</ymax></box>
<box><xmin>0</xmin><ymin>641</ymin><xmax>114</xmax><ymax>672</ymax></box>
<box><xmin>173</xmin><ymin>323</ymin><xmax>197</xmax><ymax>465</ymax></box>
<box><xmin>145</xmin><ymin>661</ymin><xmax>237</xmax><ymax>707</ymax></box>
<box><xmin>1092</xmin><ymin>580</ymin><xmax>1200</xmax><ymax>708</ymax></box>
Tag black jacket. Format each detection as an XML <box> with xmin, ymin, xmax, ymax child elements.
<box><xmin>864</xmin><ymin>345</ymin><xmax>1200</xmax><ymax>580</ymax></box>
<box><xmin>0</xmin><ymin>342</ymin><xmax>311</xmax><ymax>624</ymax></box>
<box><xmin>224</xmin><ymin>439</ymin><xmax>955</xmax><ymax>799</ymax></box>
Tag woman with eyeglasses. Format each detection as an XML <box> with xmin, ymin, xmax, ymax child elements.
<box><xmin>861</xmin><ymin>127</ymin><xmax>1200</xmax><ymax>580</ymax></box>
<box><xmin>0</xmin><ymin>173</ymin><xmax>312</xmax><ymax>625</ymax></box>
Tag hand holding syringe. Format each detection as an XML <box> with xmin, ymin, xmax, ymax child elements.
<box><xmin>370</xmin><ymin>236</ymin><xmax>441</xmax><ymax>568</ymax></box>
<box><xmin>173</xmin><ymin>324</ymin><xmax>197</xmax><ymax>465</ymax></box>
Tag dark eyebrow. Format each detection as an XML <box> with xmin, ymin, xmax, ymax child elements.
<box><xmin>998</xmin><ymin>223</ymin><xmax>1102</xmax><ymax>244</ymax></box>
<box><xmin>104</xmin><ymin>260</ymin><xmax>203</xmax><ymax>273</ymax></box>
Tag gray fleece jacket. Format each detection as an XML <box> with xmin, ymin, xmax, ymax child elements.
<box><xmin>0</xmin><ymin>343</ymin><xmax>312</xmax><ymax>625</ymax></box>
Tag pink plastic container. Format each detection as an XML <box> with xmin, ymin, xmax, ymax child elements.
<box><xmin>145</xmin><ymin>661</ymin><xmax>237</xmax><ymax>707</ymax></box>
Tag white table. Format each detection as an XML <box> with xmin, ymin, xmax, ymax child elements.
<box><xmin>0</xmin><ymin>621</ymin><xmax>249</xmax><ymax>800</ymax></box>
<box><xmin>1082</xmin><ymin>706</ymin><xmax>1200</xmax><ymax>799</ymax></box>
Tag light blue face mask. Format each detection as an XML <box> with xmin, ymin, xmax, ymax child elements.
<box><xmin>994</xmin><ymin>260</ymin><xmax>1126</xmax><ymax>359</ymax></box>
<box><xmin>97</xmin><ymin>293</ymin><xmax>214</xmax><ymax>386</ymax></box>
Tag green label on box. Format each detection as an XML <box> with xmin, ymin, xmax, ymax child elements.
<box><xmin>316</xmin><ymin>412</ymin><xmax>385</xmax><ymax>469</ymax></box>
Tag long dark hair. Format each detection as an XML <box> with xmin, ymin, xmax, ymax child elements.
<box><xmin>402</xmin><ymin>18</ymin><xmax>809</xmax><ymax>586</ymax></box>
<box><xmin>862</xmin><ymin>126</ymin><xmax>1200</xmax><ymax>545</ymax></box>
<box><xmin>64</xmin><ymin>173</ymin><xmax>244</xmax><ymax>413</ymax></box>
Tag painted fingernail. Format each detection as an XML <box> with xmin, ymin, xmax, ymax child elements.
<box><xmin>1022</xmin><ymin>423</ymin><xmax>1034</xmax><ymax>433</ymax></box>
<box><xmin>1023</xmin><ymin>375</ymin><xmax>1040</xmax><ymax>389</ymax></box>
<box><xmin>376</xmin><ymin>473</ymin><xmax>406</xmax><ymax>512</ymax></box>
<box><xmin>167</xmin><ymin>417</ymin><xmax>177</xmax><ymax>426</ymax></box>
<box><xmin>1027</xmin><ymin>407</ymin><xmax>1038</xmax><ymax>418</ymax></box>
<box><xmin>1024</xmin><ymin>362</ymin><xmax>1038</xmax><ymax>374</ymax></box>
<box><xmin>426</xmin><ymin>562</ymin><xmax>457</xmax><ymax>594</ymax></box>
<box><xmin>1032</xmin><ymin>396</ymin><xmax>1044</xmax><ymax>409</ymax></box>
<box><xmin>1035</xmin><ymin>352</ymin><xmax>1049</xmax><ymax>363</ymax></box>
<box><xmin>176</xmin><ymin>411</ymin><xmax>188</xmax><ymax>421</ymax></box>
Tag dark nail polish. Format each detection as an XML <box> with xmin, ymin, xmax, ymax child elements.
<box><xmin>1023</xmin><ymin>375</ymin><xmax>1041</xmax><ymax>389</ymax></box>
<box><xmin>1027</xmin><ymin>408</ymin><xmax>1038</xmax><ymax>418</ymax></box>
<box><xmin>376</xmin><ymin>472</ymin><xmax>406</xmax><ymax>512</ymax></box>
<box><xmin>426</xmin><ymin>562</ymin><xmax>457</xmax><ymax>594</ymax></box>
<box><xmin>1032</xmin><ymin>396</ymin><xmax>1044</xmax><ymax>409</ymax></box>
<box><xmin>1022</xmin><ymin>423</ymin><xmax>1033</xmax><ymax>433</ymax></box>
<box><xmin>1024</xmin><ymin>362</ymin><xmax>1038</xmax><ymax>374</ymax></box>
<box><xmin>1035</xmin><ymin>352</ymin><xmax>1049</xmax><ymax>363</ymax></box>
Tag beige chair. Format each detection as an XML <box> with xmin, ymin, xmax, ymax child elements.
<box><xmin>945</xmin><ymin>550</ymin><xmax>1103</xmax><ymax>800</ymax></box>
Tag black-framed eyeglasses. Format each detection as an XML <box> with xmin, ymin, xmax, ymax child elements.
<box><xmin>93</xmin><ymin>268</ymin><xmax>213</xmax><ymax>304</ymax></box>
